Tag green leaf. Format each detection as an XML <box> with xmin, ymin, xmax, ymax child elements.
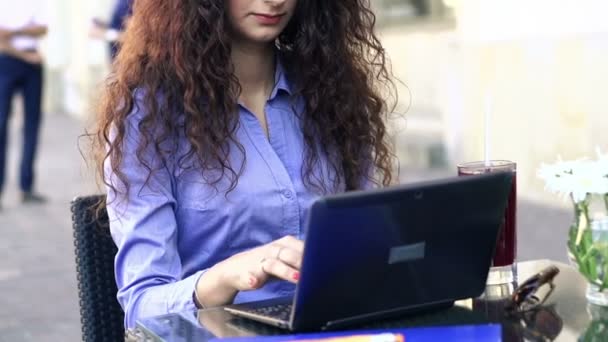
<box><xmin>599</xmin><ymin>247</ymin><xmax>608</xmax><ymax>291</ymax></box>
<box><xmin>584</xmin><ymin>231</ymin><xmax>599</xmax><ymax>281</ymax></box>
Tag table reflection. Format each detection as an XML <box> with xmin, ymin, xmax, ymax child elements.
<box><xmin>580</xmin><ymin>304</ymin><xmax>608</xmax><ymax>341</ymax></box>
<box><xmin>472</xmin><ymin>280</ymin><xmax>564</xmax><ymax>341</ymax></box>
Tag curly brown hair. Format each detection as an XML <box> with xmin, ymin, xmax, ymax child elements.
<box><xmin>93</xmin><ymin>0</ymin><xmax>397</xmax><ymax>198</ymax></box>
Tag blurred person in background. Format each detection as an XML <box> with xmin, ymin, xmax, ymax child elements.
<box><xmin>93</xmin><ymin>0</ymin><xmax>396</xmax><ymax>329</ymax></box>
<box><xmin>89</xmin><ymin>0</ymin><xmax>132</xmax><ymax>61</ymax></box>
<box><xmin>0</xmin><ymin>0</ymin><xmax>48</xmax><ymax>209</ymax></box>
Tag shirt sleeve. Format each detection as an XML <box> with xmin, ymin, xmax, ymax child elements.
<box><xmin>105</xmin><ymin>94</ymin><xmax>205</xmax><ymax>329</ymax></box>
<box><xmin>359</xmin><ymin>148</ymin><xmax>378</xmax><ymax>190</ymax></box>
<box><xmin>109</xmin><ymin>0</ymin><xmax>131</xmax><ymax>31</ymax></box>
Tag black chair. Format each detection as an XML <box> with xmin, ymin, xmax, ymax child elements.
<box><xmin>71</xmin><ymin>195</ymin><xmax>125</xmax><ymax>341</ymax></box>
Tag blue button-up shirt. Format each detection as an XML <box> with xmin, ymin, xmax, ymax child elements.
<box><xmin>108</xmin><ymin>0</ymin><xmax>131</xmax><ymax>59</ymax></box>
<box><xmin>106</xmin><ymin>61</ymin><xmax>339</xmax><ymax>328</ymax></box>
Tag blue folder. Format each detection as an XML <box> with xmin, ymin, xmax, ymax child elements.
<box><xmin>211</xmin><ymin>324</ymin><xmax>502</xmax><ymax>341</ymax></box>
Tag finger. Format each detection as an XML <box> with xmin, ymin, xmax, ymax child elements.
<box><xmin>277</xmin><ymin>247</ymin><xmax>302</xmax><ymax>270</ymax></box>
<box><xmin>238</xmin><ymin>271</ymin><xmax>268</xmax><ymax>290</ymax></box>
<box><xmin>262</xmin><ymin>258</ymin><xmax>300</xmax><ymax>283</ymax></box>
<box><xmin>251</xmin><ymin>255</ymin><xmax>275</xmax><ymax>286</ymax></box>
<box><xmin>279</xmin><ymin>235</ymin><xmax>304</xmax><ymax>254</ymax></box>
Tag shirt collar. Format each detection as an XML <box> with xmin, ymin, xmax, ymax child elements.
<box><xmin>269</xmin><ymin>56</ymin><xmax>293</xmax><ymax>100</ymax></box>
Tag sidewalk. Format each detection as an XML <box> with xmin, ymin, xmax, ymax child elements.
<box><xmin>0</xmin><ymin>112</ymin><xmax>572</xmax><ymax>341</ymax></box>
<box><xmin>0</xmin><ymin>111</ymin><xmax>96</xmax><ymax>342</ymax></box>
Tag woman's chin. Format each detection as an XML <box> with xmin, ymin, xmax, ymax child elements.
<box><xmin>240</xmin><ymin>28</ymin><xmax>284</xmax><ymax>44</ymax></box>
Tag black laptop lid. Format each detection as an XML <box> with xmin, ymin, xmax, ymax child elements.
<box><xmin>291</xmin><ymin>172</ymin><xmax>513</xmax><ymax>331</ymax></box>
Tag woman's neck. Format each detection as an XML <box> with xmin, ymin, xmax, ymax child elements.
<box><xmin>231</xmin><ymin>40</ymin><xmax>275</xmax><ymax>100</ymax></box>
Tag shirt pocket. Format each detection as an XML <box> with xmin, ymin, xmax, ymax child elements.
<box><xmin>176</xmin><ymin>168</ymin><xmax>225</xmax><ymax>210</ymax></box>
<box><xmin>178</xmin><ymin>184</ymin><xmax>220</xmax><ymax>210</ymax></box>
<box><xmin>175</xmin><ymin>170</ymin><xmax>288</xmax><ymax>255</ymax></box>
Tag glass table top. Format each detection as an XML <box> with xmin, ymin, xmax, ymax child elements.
<box><xmin>136</xmin><ymin>259</ymin><xmax>608</xmax><ymax>341</ymax></box>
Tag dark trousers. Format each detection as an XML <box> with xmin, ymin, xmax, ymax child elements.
<box><xmin>0</xmin><ymin>54</ymin><xmax>43</xmax><ymax>194</ymax></box>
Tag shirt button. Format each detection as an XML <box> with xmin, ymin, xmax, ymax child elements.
<box><xmin>282</xmin><ymin>190</ymin><xmax>293</xmax><ymax>199</ymax></box>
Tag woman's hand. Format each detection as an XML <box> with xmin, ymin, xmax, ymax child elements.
<box><xmin>220</xmin><ymin>235</ymin><xmax>304</xmax><ymax>291</ymax></box>
<box><xmin>0</xmin><ymin>43</ymin><xmax>42</xmax><ymax>65</ymax></box>
<box><xmin>195</xmin><ymin>235</ymin><xmax>304</xmax><ymax>308</ymax></box>
<box><xmin>20</xmin><ymin>51</ymin><xmax>43</xmax><ymax>65</ymax></box>
<box><xmin>0</xmin><ymin>29</ymin><xmax>13</xmax><ymax>41</ymax></box>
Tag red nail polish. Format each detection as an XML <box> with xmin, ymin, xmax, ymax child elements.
<box><xmin>293</xmin><ymin>272</ymin><xmax>300</xmax><ymax>281</ymax></box>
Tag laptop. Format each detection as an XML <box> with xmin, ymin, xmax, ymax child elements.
<box><xmin>224</xmin><ymin>172</ymin><xmax>513</xmax><ymax>332</ymax></box>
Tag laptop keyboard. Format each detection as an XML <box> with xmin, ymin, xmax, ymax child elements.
<box><xmin>240</xmin><ymin>303</ymin><xmax>293</xmax><ymax>322</ymax></box>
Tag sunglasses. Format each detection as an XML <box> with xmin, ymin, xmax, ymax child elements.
<box><xmin>517</xmin><ymin>304</ymin><xmax>563</xmax><ymax>341</ymax></box>
<box><xmin>506</xmin><ymin>265</ymin><xmax>560</xmax><ymax>314</ymax></box>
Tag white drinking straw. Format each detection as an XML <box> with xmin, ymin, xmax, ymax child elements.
<box><xmin>484</xmin><ymin>91</ymin><xmax>492</xmax><ymax>168</ymax></box>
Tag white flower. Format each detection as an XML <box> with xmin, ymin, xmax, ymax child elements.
<box><xmin>569</xmin><ymin>161</ymin><xmax>603</xmax><ymax>202</ymax></box>
<box><xmin>596</xmin><ymin>146</ymin><xmax>608</xmax><ymax>173</ymax></box>
<box><xmin>537</xmin><ymin>154</ymin><xmax>608</xmax><ymax>203</ymax></box>
<box><xmin>595</xmin><ymin>147</ymin><xmax>608</xmax><ymax>193</ymax></box>
<box><xmin>537</xmin><ymin>158</ymin><xmax>586</xmax><ymax>196</ymax></box>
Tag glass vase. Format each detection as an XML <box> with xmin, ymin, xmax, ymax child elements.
<box><xmin>568</xmin><ymin>194</ymin><xmax>608</xmax><ymax>306</ymax></box>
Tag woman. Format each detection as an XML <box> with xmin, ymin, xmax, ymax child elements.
<box><xmin>93</xmin><ymin>0</ymin><xmax>396</xmax><ymax>329</ymax></box>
